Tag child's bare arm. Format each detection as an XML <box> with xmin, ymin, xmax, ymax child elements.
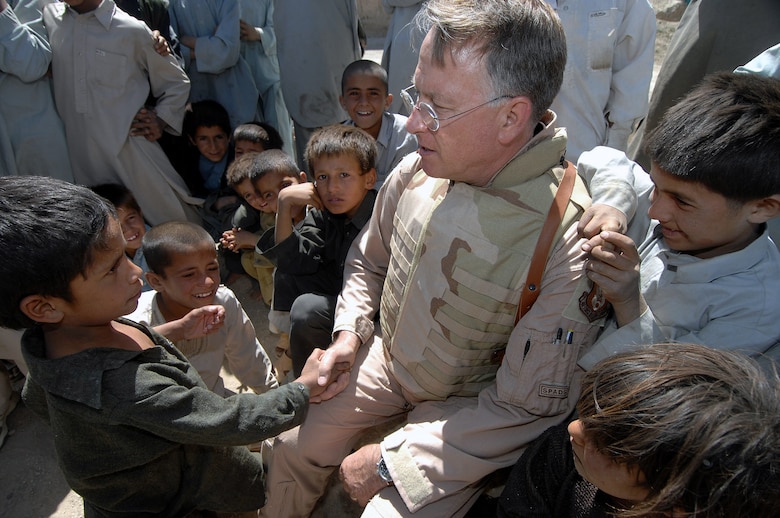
<box><xmin>584</xmin><ymin>231</ymin><xmax>647</xmax><ymax>327</ymax></box>
<box><xmin>153</xmin><ymin>305</ymin><xmax>226</xmax><ymax>342</ymax></box>
<box><xmin>275</xmin><ymin>183</ymin><xmax>321</xmax><ymax>244</ymax></box>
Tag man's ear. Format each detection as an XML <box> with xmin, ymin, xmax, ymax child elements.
<box><xmin>145</xmin><ymin>272</ymin><xmax>164</xmax><ymax>292</ymax></box>
<box><xmin>496</xmin><ymin>95</ymin><xmax>534</xmax><ymax>145</ymax></box>
<box><xmin>19</xmin><ymin>295</ymin><xmax>64</xmax><ymax>325</ymax></box>
<box><xmin>385</xmin><ymin>93</ymin><xmax>393</xmax><ymax>110</ymax></box>
<box><xmin>747</xmin><ymin>194</ymin><xmax>780</xmax><ymax>223</ymax></box>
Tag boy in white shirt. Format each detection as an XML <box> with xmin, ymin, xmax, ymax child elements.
<box><xmin>127</xmin><ymin>221</ymin><xmax>277</xmax><ymax>395</ymax></box>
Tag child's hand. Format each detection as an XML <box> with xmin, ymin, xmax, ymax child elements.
<box><xmin>220</xmin><ymin>227</ymin><xmax>258</xmax><ymax>252</ymax></box>
<box><xmin>277</xmin><ymin>182</ymin><xmax>322</xmax><ymax>212</ymax></box>
<box><xmin>151</xmin><ymin>30</ymin><xmax>172</xmax><ymax>57</ymax></box>
<box><xmin>294</xmin><ymin>348</ymin><xmax>330</xmax><ymax>398</ymax></box>
<box><xmin>239</xmin><ymin>19</ymin><xmax>261</xmax><ymax>42</ymax></box>
<box><xmin>154</xmin><ymin>305</ymin><xmax>226</xmax><ymax>342</ymax></box>
<box><xmin>130</xmin><ymin>108</ymin><xmax>165</xmax><ymax>141</ymax></box>
<box><xmin>585</xmin><ymin>231</ymin><xmax>646</xmax><ymax>326</ymax></box>
<box><xmin>578</xmin><ymin>204</ymin><xmax>628</xmax><ymax>253</ymax></box>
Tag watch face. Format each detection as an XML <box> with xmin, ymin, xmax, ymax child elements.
<box><xmin>377</xmin><ymin>457</ymin><xmax>393</xmax><ymax>484</ymax></box>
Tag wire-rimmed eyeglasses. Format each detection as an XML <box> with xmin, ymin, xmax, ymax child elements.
<box><xmin>400</xmin><ymin>85</ymin><xmax>511</xmax><ymax>132</ymax></box>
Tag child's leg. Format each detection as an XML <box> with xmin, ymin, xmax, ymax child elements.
<box><xmin>289</xmin><ymin>293</ymin><xmax>336</xmax><ymax>377</ymax></box>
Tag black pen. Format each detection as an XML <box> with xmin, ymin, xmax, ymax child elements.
<box><xmin>523</xmin><ymin>339</ymin><xmax>531</xmax><ymax>359</ymax></box>
<box><xmin>553</xmin><ymin>328</ymin><xmax>563</xmax><ymax>344</ymax></box>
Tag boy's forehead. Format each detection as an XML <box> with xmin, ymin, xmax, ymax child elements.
<box><xmin>312</xmin><ymin>152</ymin><xmax>361</xmax><ymax>172</ymax></box>
<box><xmin>255</xmin><ymin>171</ymin><xmax>300</xmax><ymax>189</ymax></box>
<box><xmin>344</xmin><ymin>73</ymin><xmax>387</xmax><ymax>93</ymax></box>
<box><xmin>164</xmin><ymin>243</ymin><xmax>217</xmax><ymax>269</ymax></box>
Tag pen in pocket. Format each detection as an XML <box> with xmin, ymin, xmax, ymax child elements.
<box><xmin>553</xmin><ymin>327</ymin><xmax>563</xmax><ymax>344</ymax></box>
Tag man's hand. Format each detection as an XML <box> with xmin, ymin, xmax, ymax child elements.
<box><xmin>578</xmin><ymin>204</ymin><xmax>627</xmax><ymax>253</ymax></box>
<box><xmin>130</xmin><ymin>108</ymin><xmax>165</xmax><ymax>141</ymax></box>
<box><xmin>153</xmin><ymin>305</ymin><xmax>226</xmax><ymax>342</ymax></box>
<box><xmin>585</xmin><ymin>231</ymin><xmax>646</xmax><ymax>326</ymax></box>
<box><xmin>340</xmin><ymin>443</ymin><xmax>388</xmax><ymax>506</ymax></box>
<box><xmin>151</xmin><ymin>30</ymin><xmax>172</xmax><ymax>57</ymax></box>
<box><xmin>309</xmin><ymin>331</ymin><xmax>360</xmax><ymax>403</ymax></box>
<box><xmin>239</xmin><ymin>20</ymin><xmax>262</xmax><ymax>42</ymax></box>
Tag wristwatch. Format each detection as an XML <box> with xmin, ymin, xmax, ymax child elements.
<box><xmin>377</xmin><ymin>456</ymin><xmax>393</xmax><ymax>486</ymax></box>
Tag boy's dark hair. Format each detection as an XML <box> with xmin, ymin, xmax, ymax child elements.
<box><xmin>90</xmin><ymin>183</ymin><xmax>142</xmax><ymax>214</ymax></box>
<box><xmin>648</xmin><ymin>72</ymin><xmax>780</xmax><ymax>202</ymax></box>
<box><xmin>578</xmin><ymin>343</ymin><xmax>780</xmax><ymax>518</ymax></box>
<box><xmin>305</xmin><ymin>125</ymin><xmax>377</xmax><ymax>174</ymax></box>
<box><xmin>183</xmin><ymin>99</ymin><xmax>231</xmax><ymax>139</ymax></box>
<box><xmin>341</xmin><ymin>59</ymin><xmax>389</xmax><ymax>93</ymax></box>
<box><xmin>248</xmin><ymin>149</ymin><xmax>300</xmax><ymax>184</ymax></box>
<box><xmin>143</xmin><ymin>221</ymin><xmax>215</xmax><ymax>276</ymax></box>
<box><xmin>225</xmin><ymin>152</ymin><xmax>258</xmax><ymax>188</ymax></box>
<box><xmin>0</xmin><ymin>177</ymin><xmax>116</xmax><ymax>329</ymax></box>
<box><xmin>233</xmin><ymin>121</ymin><xmax>284</xmax><ymax>151</ymax></box>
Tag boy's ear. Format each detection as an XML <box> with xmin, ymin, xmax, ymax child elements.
<box><xmin>339</xmin><ymin>95</ymin><xmax>347</xmax><ymax>110</ymax></box>
<box><xmin>187</xmin><ymin>135</ymin><xmax>196</xmax><ymax>147</ymax></box>
<box><xmin>298</xmin><ymin>171</ymin><xmax>307</xmax><ymax>183</ymax></box>
<box><xmin>747</xmin><ymin>194</ymin><xmax>780</xmax><ymax>224</ymax></box>
<box><xmin>385</xmin><ymin>93</ymin><xmax>393</xmax><ymax>110</ymax></box>
<box><xmin>144</xmin><ymin>271</ymin><xmax>165</xmax><ymax>292</ymax></box>
<box><xmin>364</xmin><ymin>168</ymin><xmax>377</xmax><ymax>189</ymax></box>
<box><xmin>19</xmin><ymin>295</ymin><xmax>64</xmax><ymax>325</ymax></box>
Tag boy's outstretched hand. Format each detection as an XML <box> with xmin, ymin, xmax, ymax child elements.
<box><xmin>295</xmin><ymin>348</ymin><xmax>346</xmax><ymax>400</ymax></box>
<box><xmin>584</xmin><ymin>231</ymin><xmax>646</xmax><ymax>327</ymax></box>
<box><xmin>152</xmin><ymin>305</ymin><xmax>226</xmax><ymax>342</ymax></box>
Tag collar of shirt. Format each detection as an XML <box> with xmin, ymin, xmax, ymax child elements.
<box><xmin>21</xmin><ymin>318</ymin><xmax>171</xmax><ymax>409</ymax></box>
<box><xmin>64</xmin><ymin>0</ymin><xmax>116</xmax><ymax>30</ymax></box>
<box><xmin>642</xmin><ymin>222</ymin><xmax>771</xmax><ymax>284</ymax></box>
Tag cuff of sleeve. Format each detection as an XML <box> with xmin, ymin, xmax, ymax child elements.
<box><xmin>382</xmin><ymin>429</ymin><xmax>435</xmax><ymax>512</ymax></box>
<box><xmin>332</xmin><ymin>312</ymin><xmax>374</xmax><ymax>344</ymax></box>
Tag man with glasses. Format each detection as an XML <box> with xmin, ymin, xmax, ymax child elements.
<box><xmin>260</xmin><ymin>1</ymin><xmax>618</xmax><ymax>516</ymax></box>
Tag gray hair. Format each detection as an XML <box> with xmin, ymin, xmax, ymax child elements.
<box><xmin>415</xmin><ymin>0</ymin><xmax>566</xmax><ymax>121</ymax></box>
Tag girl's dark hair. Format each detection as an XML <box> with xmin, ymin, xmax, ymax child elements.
<box><xmin>578</xmin><ymin>343</ymin><xmax>780</xmax><ymax>517</ymax></box>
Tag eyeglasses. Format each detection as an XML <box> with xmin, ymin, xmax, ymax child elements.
<box><xmin>400</xmin><ymin>85</ymin><xmax>511</xmax><ymax>132</ymax></box>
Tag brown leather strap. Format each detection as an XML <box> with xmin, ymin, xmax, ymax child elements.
<box><xmin>515</xmin><ymin>160</ymin><xmax>576</xmax><ymax>324</ymax></box>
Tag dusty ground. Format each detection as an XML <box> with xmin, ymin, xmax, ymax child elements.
<box><xmin>0</xmin><ymin>6</ymin><xmax>681</xmax><ymax>517</ymax></box>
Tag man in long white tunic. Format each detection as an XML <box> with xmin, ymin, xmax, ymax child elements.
<box><xmin>43</xmin><ymin>0</ymin><xmax>201</xmax><ymax>225</ymax></box>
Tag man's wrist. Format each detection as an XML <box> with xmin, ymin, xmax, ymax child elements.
<box><xmin>377</xmin><ymin>456</ymin><xmax>393</xmax><ymax>486</ymax></box>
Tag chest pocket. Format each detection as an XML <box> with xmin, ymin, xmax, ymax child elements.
<box><xmin>90</xmin><ymin>48</ymin><xmax>129</xmax><ymax>89</ymax></box>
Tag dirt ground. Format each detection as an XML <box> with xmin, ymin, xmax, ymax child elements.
<box><xmin>0</xmin><ymin>5</ymin><xmax>681</xmax><ymax>517</ymax></box>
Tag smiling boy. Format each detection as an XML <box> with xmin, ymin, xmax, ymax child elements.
<box><xmin>127</xmin><ymin>221</ymin><xmax>278</xmax><ymax>395</ymax></box>
<box><xmin>256</xmin><ymin>125</ymin><xmax>378</xmax><ymax>376</ymax></box>
<box><xmin>340</xmin><ymin>60</ymin><xmax>417</xmax><ymax>188</ymax></box>
<box><xmin>0</xmin><ymin>176</ymin><xmax>326</xmax><ymax>517</ymax></box>
<box><xmin>577</xmin><ymin>72</ymin><xmax>780</xmax><ymax>368</ymax></box>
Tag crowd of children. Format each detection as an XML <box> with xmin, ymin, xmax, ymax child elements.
<box><xmin>0</xmin><ymin>0</ymin><xmax>779</xmax><ymax>516</ymax></box>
